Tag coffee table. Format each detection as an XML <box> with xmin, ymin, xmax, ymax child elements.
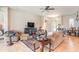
<box><xmin>33</xmin><ymin>38</ymin><xmax>51</xmax><ymax>52</ymax></box>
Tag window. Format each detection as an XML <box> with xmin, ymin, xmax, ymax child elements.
<box><xmin>69</xmin><ymin>18</ymin><xmax>74</xmax><ymax>27</ymax></box>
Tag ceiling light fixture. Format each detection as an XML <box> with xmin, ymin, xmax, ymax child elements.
<box><xmin>76</xmin><ymin>11</ymin><xmax>79</xmax><ymax>21</ymax></box>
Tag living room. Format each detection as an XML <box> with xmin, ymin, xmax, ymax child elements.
<box><xmin>0</xmin><ymin>6</ymin><xmax>79</xmax><ymax>52</ymax></box>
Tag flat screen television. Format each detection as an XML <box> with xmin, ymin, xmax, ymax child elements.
<box><xmin>27</xmin><ymin>22</ymin><xmax>34</xmax><ymax>27</ymax></box>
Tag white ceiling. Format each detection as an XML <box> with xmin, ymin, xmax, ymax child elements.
<box><xmin>9</xmin><ymin>6</ymin><xmax>79</xmax><ymax>16</ymax></box>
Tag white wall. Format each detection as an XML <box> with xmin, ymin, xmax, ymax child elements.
<box><xmin>62</xmin><ymin>15</ymin><xmax>79</xmax><ymax>28</ymax></box>
<box><xmin>9</xmin><ymin>8</ymin><xmax>42</xmax><ymax>32</ymax></box>
<box><xmin>0</xmin><ymin>7</ymin><xmax>8</xmax><ymax>32</ymax></box>
<box><xmin>0</xmin><ymin>11</ymin><xmax>4</xmax><ymax>29</ymax></box>
<box><xmin>40</xmin><ymin>15</ymin><xmax>76</xmax><ymax>33</ymax></box>
<box><xmin>62</xmin><ymin>15</ymin><xmax>70</xmax><ymax>28</ymax></box>
<box><xmin>44</xmin><ymin>16</ymin><xmax>62</xmax><ymax>32</ymax></box>
<box><xmin>3</xmin><ymin>7</ymin><xmax>9</xmax><ymax>32</ymax></box>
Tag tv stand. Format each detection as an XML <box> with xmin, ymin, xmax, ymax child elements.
<box><xmin>24</xmin><ymin>27</ymin><xmax>37</xmax><ymax>35</ymax></box>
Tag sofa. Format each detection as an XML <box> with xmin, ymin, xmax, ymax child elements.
<box><xmin>49</xmin><ymin>32</ymin><xmax>64</xmax><ymax>51</ymax></box>
<box><xmin>4</xmin><ymin>31</ymin><xmax>21</xmax><ymax>45</ymax></box>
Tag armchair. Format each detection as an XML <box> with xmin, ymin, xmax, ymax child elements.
<box><xmin>4</xmin><ymin>31</ymin><xmax>21</xmax><ymax>45</ymax></box>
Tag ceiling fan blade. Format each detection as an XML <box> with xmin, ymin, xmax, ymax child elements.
<box><xmin>45</xmin><ymin>6</ymin><xmax>50</xmax><ymax>10</ymax></box>
<box><xmin>47</xmin><ymin>8</ymin><xmax>55</xmax><ymax>10</ymax></box>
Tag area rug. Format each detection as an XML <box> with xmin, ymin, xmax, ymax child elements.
<box><xmin>21</xmin><ymin>39</ymin><xmax>39</xmax><ymax>51</ymax></box>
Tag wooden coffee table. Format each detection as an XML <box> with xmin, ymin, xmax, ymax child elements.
<box><xmin>33</xmin><ymin>38</ymin><xmax>51</xmax><ymax>52</ymax></box>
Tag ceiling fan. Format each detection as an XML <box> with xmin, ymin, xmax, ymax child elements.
<box><xmin>45</xmin><ymin>6</ymin><xmax>55</xmax><ymax>10</ymax></box>
<box><xmin>40</xmin><ymin>6</ymin><xmax>55</xmax><ymax>12</ymax></box>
